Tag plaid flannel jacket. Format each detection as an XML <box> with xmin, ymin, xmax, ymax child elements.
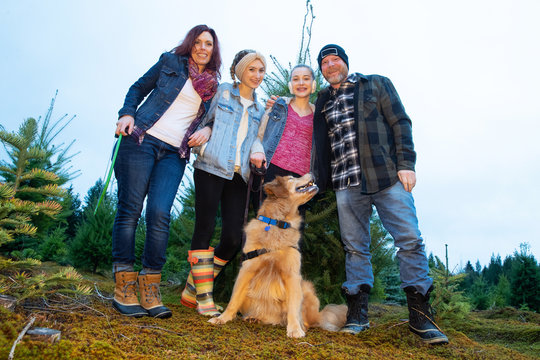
<box><xmin>312</xmin><ymin>73</ymin><xmax>416</xmax><ymax>194</ymax></box>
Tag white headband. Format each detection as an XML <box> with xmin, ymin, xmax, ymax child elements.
<box><xmin>234</xmin><ymin>52</ymin><xmax>267</xmax><ymax>81</ymax></box>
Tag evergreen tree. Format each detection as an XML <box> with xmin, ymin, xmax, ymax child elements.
<box><xmin>0</xmin><ymin>118</ymin><xmax>64</xmax><ymax>248</ymax></box>
<box><xmin>69</xmin><ymin>180</ymin><xmax>114</xmax><ymax>273</ymax></box>
<box><xmin>493</xmin><ymin>273</ymin><xmax>511</xmax><ymax>308</ymax></box>
<box><xmin>510</xmin><ymin>243</ymin><xmax>540</xmax><ymax>311</ymax></box>
<box><xmin>483</xmin><ymin>254</ymin><xmax>503</xmax><ymax>285</ymax></box>
<box><xmin>470</xmin><ymin>275</ymin><xmax>491</xmax><ymax>310</ymax></box>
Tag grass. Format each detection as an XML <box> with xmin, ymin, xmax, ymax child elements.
<box><xmin>0</xmin><ymin>265</ymin><xmax>538</xmax><ymax>359</ymax></box>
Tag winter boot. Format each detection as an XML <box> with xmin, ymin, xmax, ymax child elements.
<box><xmin>180</xmin><ymin>252</ymin><xmax>228</xmax><ymax>309</ymax></box>
<box><xmin>138</xmin><ymin>273</ymin><xmax>172</xmax><ymax>319</ymax></box>
<box><xmin>112</xmin><ymin>271</ymin><xmax>148</xmax><ymax>317</ymax></box>
<box><xmin>340</xmin><ymin>285</ymin><xmax>370</xmax><ymax>334</ymax></box>
<box><xmin>405</xmin><ymin>286</ymin><xmax>449</xmax><ymax>345</ymax></box>
<box><xmin>189</xmin><ymin>248</ymin><xmax>221</xmax><ymax>317</ymax></box>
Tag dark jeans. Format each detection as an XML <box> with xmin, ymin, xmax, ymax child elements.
<box><xmin>112</xmin><ymin>134</ymin><xmax>186</xmax><ymax>271</ymax></box>
<box><xmin>191</xmin><ymin>169</ymin><xmax>248</xmax><ymax>261</ymax></box>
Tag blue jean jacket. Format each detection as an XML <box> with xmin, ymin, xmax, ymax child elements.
<box><xmin>258</xmin><ymin>97</ymin><xmax>288</xmax><ymax>164</ymax></box>
<box><xmin>193</xmin><ymin>83</ymin><xmax>265</xmax><ymax>182</ymax></box>
<box><xmin>117</xmin><ymin>53</ymin><xmax>211</xmax><ymax>139</ymax></box>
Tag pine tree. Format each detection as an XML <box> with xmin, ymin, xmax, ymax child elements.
<box><xmin>69</xmin><ymin>180</ymin><xmax>114</xmax><ymax>273</ymax></box>
<box><xmin>510</xmin><ymin>243</ymin><xmax>540</xmax><ymax>311</ymax></box>
<box><xmin>0</xmin><ymin>118</ymin><xmax>65</xmax><ymax>247</ymax></box>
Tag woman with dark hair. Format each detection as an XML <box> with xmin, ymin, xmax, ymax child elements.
<box><xmin>112</xmin><ymin>24</ymin><xmax>221</xmax><ymax>319</ymax></box>
<box><xmin>180</xmin><ymin>49</ymin><xmax>267</xmax><ymax>316</ymax></box>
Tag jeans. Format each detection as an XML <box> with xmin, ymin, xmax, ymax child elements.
<box><xmin>335</xmin><ymin>181</ymin><xmax>432</xmax><ymax>296</ymax></box>
<box><xmin>112</xmin><ymin>134</ymin><xmax>186</xmax><ymax>271</ymax></box>
<box><xmin>191</xmin><ymin>169</ymin><xmax>247</xmax><ymax>261</ymax></box>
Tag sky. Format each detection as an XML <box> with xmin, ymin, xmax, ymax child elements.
<box><xmin>1</xmin><ymin>0</ymin><xmax>539</xmax><ymax>270</ymax></box>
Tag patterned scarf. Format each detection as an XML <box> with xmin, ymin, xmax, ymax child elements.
<box><xmin>178</xmin><ymin>57</ymin><xmax>218</xmax><ymax>159</ymax></box>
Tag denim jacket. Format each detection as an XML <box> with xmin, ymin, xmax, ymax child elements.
<box><xmin>193</xmin><ymin>83</ymin><xmax>265</xmax><ymax>182</ymax></box>
<box><xmin>257</xmin><ymin>97</ymin><xmax>315</xmax><ymax>164</ymax></box>
<box><xmin>117</xmin><ymin>52</ymin><xmax>211</xmax><ymax>141</ymax></box>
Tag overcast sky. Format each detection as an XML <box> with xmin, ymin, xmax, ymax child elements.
<box><xmin>1</xmin><ymin>0</ymin><xmax>539</xmax><ymax>270</ymax></box>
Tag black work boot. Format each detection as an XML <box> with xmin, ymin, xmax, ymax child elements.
<box><xmin>340</xmin><ymin>285</ymin><xmax>370</xmax><ymax>334</ymax></box>
<box><xmin>405</xmin><ymin>286</ymin><xmax>449</xmax><ymax>345</ymax></box>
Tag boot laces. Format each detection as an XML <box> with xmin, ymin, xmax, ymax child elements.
<box><xmin>122</xmin><ymin>280</ymin><xmax>138</xmax><ymax>299</ymax></box>
<box><xmin>144</xmin><ymin>282</ymin><xmax>162</xmax><ymax>303</ymax></box>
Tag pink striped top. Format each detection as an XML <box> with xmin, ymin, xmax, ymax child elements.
<box><xmin>271</xmin><ymin>104</ymin><xmax>313</xmax><ymax>176</ymax></box>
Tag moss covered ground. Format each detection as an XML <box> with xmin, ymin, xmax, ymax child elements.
<box><xmin>1</xmin><ymin>266</ymin><xmax>538</xmax><ymax>359</ymax></box>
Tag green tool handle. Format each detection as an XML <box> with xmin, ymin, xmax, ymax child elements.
<box><xmin>94</xmin><ymin>134</ymin><xmax>122</xmax><ymax>214</ymax></box>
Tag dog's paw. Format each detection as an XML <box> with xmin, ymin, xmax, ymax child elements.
<box><xmin>208</xmin><ymin>315</ymin><xmax>229</xmax><ymax>325</ymax></box>
<box><xmin>287</xmin><ymin>326</ymin><xmax>306</xmax><ymax>338</ymax></box>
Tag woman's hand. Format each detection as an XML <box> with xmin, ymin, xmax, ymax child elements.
<box><xmin>188</xmin><ymin>126</ymin><xmax>212</xmax><ymax>147</ymax></box>
<box><xmin>116</xmin><ymin>115</ymin><xmax>134</xmax><ymax>136</ymax></box>
<box><xmin>265</xmin><ymin>95</ymin><xmax>278</xmax><ymax>110</ymax></box>
<box><xmin>250</xmin><ymin>152</ymin><xmax>266</xmax><ymax>169</ymax></box>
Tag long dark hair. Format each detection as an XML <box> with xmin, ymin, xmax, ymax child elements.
<box><xmin>173</xmin><ymin>24</ymin><xmax>221</xmax><ymax>77</ymax></box>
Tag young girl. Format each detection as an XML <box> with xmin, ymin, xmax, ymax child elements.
<box><xmin>258</xmin><ymin>64</ymin><xmax>315</xmax><ymax>182</ymax></box>
<box><xmin>181</xmin><ymin>50</ymin><xmax>267</xmax><ymax>316</ymax></box>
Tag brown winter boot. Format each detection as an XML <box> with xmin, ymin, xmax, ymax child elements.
<box><xmin>138</xmin><ymin>273</ymin><xmax>172</xmax><ymax>319</ymax></box>
<box><xmin>112</xmin><ymin>271</ymin><xmax>147</xmax><ymax>317</ymax></box>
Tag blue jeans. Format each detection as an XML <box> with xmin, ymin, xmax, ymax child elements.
<box><xmin>335</xmin><ymin>181</ymin><xmax>432</xmax><ymax>296</ymax></box>
<box><xmin>112</xmin><ymin>134</ymin><xmax>186</xmax><ymax>271</ymax></box>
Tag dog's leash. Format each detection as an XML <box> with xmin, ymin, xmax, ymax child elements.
<box><xmin>241</xmin><ymin>161</ymin><xmax>266</xmax><ymax>250</ymax></box>
<box><xmin>94</xmin><ymin>134</ymin><xmax>122</xmax><ymax>215</ymax></box>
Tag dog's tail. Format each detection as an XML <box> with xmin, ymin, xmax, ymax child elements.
<box><xmin>318</xmin><ymin>304</ymin><xmax>348</xmax><ymax>332</ymax></box>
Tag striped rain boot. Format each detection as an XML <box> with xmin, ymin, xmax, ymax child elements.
<box><xmin>188</xmin><ymin>248</ymin><xmax>221</xmax><ymax>317</ymax></box>
<box><xmin>180</xmin><ymin>251</ymin><xmax>228</xmax><ymax>309</ymax></box>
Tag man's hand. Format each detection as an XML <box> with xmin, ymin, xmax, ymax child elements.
<box><xmin>398</xmin><ymin>170</ymin><xmax>416</xmax><ymax>192</ymax></box>
<box><xmin>265</xmin><ymin>95</ymin><xmax>278</xmax><ymax>110</ymax></box>
<box><xmin>250</xmin><ymin>152</ymin><xmax>266</xmax><ymax>169</ymax></box>
<box><xmin>188</xmin><ymin>126</ymin><xmax>211</xmax><ymax>147</ymax></box>
<box><xmin>116</xmin><ymin>115</ymin><xmax>134</xmax><ymax>136</ymax></box>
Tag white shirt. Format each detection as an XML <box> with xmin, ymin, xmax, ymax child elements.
<box><xmin>235</xmin><ymin>96</ymin><xmax>254</xmax><ymax>168</ymax></box>
<box><xmin>147</xmin><ymin>78</ymin><xmax>201</xmax><ymax>147</ymax></box>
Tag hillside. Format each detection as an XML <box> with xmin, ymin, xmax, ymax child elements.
<box><xmin>1</xmin><ymin>264</ymin><xmax>538</xmax><ymax>359</ymax></box>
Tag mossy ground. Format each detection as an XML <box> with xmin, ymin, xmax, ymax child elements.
<box><xmin>1</xmin><ymin>266</ymin><xmax>538</xmax><ymax>359</ymax></box>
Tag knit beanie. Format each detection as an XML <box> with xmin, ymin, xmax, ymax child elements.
<box><xmin>317</xmin><ymin>44</ymin><xmax>349</xmax><ymax>69</ymax></box>
<box><xmin>234</xmin><ymin>51</ymin><xmax>267</xmax><ymax>81</ymax></box>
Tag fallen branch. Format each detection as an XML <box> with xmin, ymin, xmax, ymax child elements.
<box><xmin>57</xmin><ymin>293</ymin><xmax>116</xmax><ymax>339</ymax></box>
<box><xmin>387</xmin><ymin>320</ymin><xmax>409</xmax><ymax>329</ymax></box>
<box><xmin>94</xmin><ymin>283</ymin><xmax>114</xmax><ymax>301</ymax></box>
<box><xmin>8</xmin><ymin>315</ymin><xmax>36</xmax><ymax>360</ymax></box>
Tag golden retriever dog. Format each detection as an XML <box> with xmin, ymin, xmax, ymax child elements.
<box><xmin>208</xmin><ymin>173</ymin><xmax>347</xmax><ymax>338</ymax></box>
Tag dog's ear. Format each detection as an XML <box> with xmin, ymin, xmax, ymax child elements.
<box><xmin>264</xmin><ymin>176</ymin><xmax>289</xmax><ymax>198</ymax></box>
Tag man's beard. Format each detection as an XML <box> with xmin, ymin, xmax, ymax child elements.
<box><xmin>326</xmin><ymin>68</ymin><xmax>348</xmax><ymax>86</ymax></box>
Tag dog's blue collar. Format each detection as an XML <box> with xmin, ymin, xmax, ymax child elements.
<box><xmin>257</xmin><ymin>215</ymin><xmax>291</xmax><ymax>231</ymax></box>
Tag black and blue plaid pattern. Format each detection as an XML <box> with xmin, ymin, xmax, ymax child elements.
<box><xmin>322</xmin><ymin>75</ymin><xmax>361</xmax><ymax>190</ymax></box>
<box><xmin>313</xmin><ymin>73</ymin><xmax>416</xmax><ymax>194</ymax></box>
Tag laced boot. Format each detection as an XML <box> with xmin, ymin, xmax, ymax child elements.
<box><xmin>180</xmin><ymin>251</ymin><xmax>228</xmax><ymax>309</ymax></box>
<box><xmin>138</xmin><ymin>273</ymin><xmax>172</xmax><ymax>319</ymax></box>
<box><xmin>340</xmin><ymin>285</ymin><xmax>370</xmax><ymax>334</ymax></box>
<box><xmin>189</xmin><ymin>248</ymin><xmax>221</xmax><ymax>317</ymax></box>
<box><xmin>405</xmin><ymin>286</ymin><xmax>449</xmax><ymax>345</ymax></box>
<box><xmin>112</xmin><ymin>271</ymin><xmax>147</xmax><ymax>317</ymax></box>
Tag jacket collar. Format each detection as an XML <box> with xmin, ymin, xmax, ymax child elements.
<box><xmin>230</xmin><ymin>84</ymin><xmax>261</xmax><ymax>111</ymax></box>
<box><xmin>282</xmin><ymin>96</ymin><xmax>315</xmax><ymax>113</ymax></box>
